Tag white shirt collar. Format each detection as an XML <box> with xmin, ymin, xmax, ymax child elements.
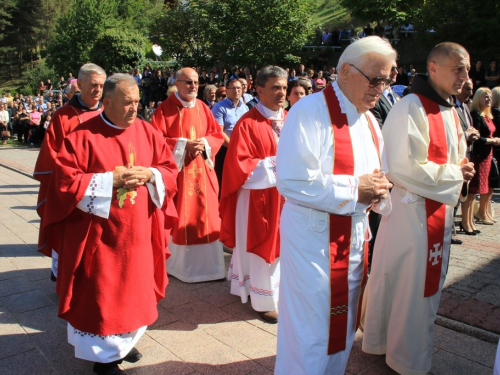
<box><xmin>100</xmin><ymin>113</ymin><xmax>126</xmax><ymax>130</ymax></box>
<box><xmin>256</xmin><ymin>101</ymin><xmax>284</xmax><ymax>120</ymax></box>
<box><xmin>175</xmin><ymin>92</ymin><xmax>196</xmax><ymax>108</ymax></box>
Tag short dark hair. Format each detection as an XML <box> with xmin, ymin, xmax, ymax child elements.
<box><xmin>256</xmin><ymin>66</ymin><xmax>288</xmax><ymax>88</ymax></box>
<box><xmin>226</xmin><ymin>78</ymin><xmax>241</xmax><ymax>88</ymax></box>
<box><xmin>287</xmin><ymin>79</ymin><xmax>311</xmax><ymax>97</ymax></box>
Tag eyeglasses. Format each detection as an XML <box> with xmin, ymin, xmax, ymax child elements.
<box><xmin>177</xmin><ymin>80</ymin><xmax>199</xmax><ymax>86</ymax></box>
<box><xmin>350</xmin><ymin>64</ymin><xmax>391</xmax><ymax>88</ymax></box>
<box><xmin>391</xmin><ymin>66</ymin><xmax>398</xmax><ymax>72</ymax></box>
<box><xmin>218</xmin><ymin>94</ymin><xmax>227</xmax><ymax>98</ymax></box>
<box><xmin>306</xmin><ymin>86</ymin><xmax>313</xmax><ymax>90</ymax></box>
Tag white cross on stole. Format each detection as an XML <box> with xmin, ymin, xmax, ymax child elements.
<box><xmin>429</xmin><ymin>243</ymin><xmax>443</xmax><ymax>266</ymax></box>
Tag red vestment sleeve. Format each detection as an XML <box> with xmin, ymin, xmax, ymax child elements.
<box><xmin>219</xmin><ymin>109</ymin><xmax>281</xmax><ymax>263</ymax></box>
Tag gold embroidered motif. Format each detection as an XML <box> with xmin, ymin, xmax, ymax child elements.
<box><xmin>189</xmin><ymin>125</ymin><xmax>197</xmax><ymax>140</ymax></box>
<box><xmin>188</xmin><ymin>164</ymin><xmax>203</xmax><ymax>179</ymax></box>
<box><xmin>337</xmin><ymin>200</ymin><xmax>349</xmax><ymax>210</ymax></box>
<box><xmin>187</xmin><ymin>181</ymin><xmax>202</xmax><ymax>196</ymax></box>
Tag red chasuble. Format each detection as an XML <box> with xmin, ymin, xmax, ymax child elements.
<box><xmin>151</xmin><ymin>95</ymin><xmax>224</xmax><ymax>245</ymax></box>
<box><xmin>34</xmin><ymin>100</ymin><xmax>102</xmax><ymax>256</ymax></box>
<box><xmin>323</xmin><ymin>85</ymin><xmax>380</xmax><ymax>354</ymax></box>
<box><xmin>219</xmin><ymin>108</ymin><xmax>284</xmax><ymax>264</ymax></box>
<box><xmin>42</xmin><ymin>116</ymin><xmax>178</xmax><ymax>335</ymax></box>
<box><xmin>415</xmin><ymin>94</ymin><xmax>460</xmax><ymax>297</ymax></box>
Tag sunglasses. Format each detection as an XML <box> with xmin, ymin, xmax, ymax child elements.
<box><xmin>350</xmin><ymin>64</ymin><xmax>391</xmax><ymax>88</ymax></box>
<box><xmin>177</xmin><ymin>80</ymin><xmax>199</xmax><ymax>86</ymax></box>
<box><xmin>218</xmin><ymin>94</ymin><xmax>227</xmax><ymax>98</ymax></box>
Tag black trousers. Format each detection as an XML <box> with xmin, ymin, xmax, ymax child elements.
<box><xmin>215</xmin><ymin>145</ymin><xmax>227</xmax><ymax>200</ymax></box>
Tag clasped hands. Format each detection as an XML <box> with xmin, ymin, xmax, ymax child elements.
<box><xmin>113</xmin><ymin>164</ymin><xmax>153</xmax><ymax>189</ymax></box>
<box><xmin>186</xmin><ymin>138</ymin><xmax>205</xmax><ymax>158</ymax></box>
<box><xmin>459</xmin><ymin>158</ymin><xmax>475</xmax><ymax>181</ymax></box>
<box><xmin>466</xmin><ymin>127</ymin><xmax>479</xmax><ymax>142</ymax></box>
<box><xmin>357</xmin><ymin>169</ymin><xmax>393</xmax><ymax>205</ymax></box>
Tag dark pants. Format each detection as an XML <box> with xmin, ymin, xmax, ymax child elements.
<box><xmin>215</xmin><ymin>145</ymin><xmax>227</xmax><ymax>200</ymax></box>
<box><xmin>368</xmin><ymin>211</ymin><xmax>381</xmax><ymax>269</ymax></box>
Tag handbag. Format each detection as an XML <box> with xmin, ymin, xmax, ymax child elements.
<box><xmin>1</xmin><ymin>130</ymin><xmax>10</xmax><ymax>138</ymax></box>
<box><xmin>490</xmin><ymin>156</ymin><xmax>499</xmax><ymax>180</ymax></box>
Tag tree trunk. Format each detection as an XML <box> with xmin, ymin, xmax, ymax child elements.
<box><xmin>6</xmin><ymin>52</ymin><xmax>12</xmax><ymax>79</ymax></box>
<box><xmin>18</xmin><ymin>50</ymin><xmax>23</xmax><ymax>77</ymax></box>
<box><xmin>30</xmin><ymin>48</ymin><xmax>34</xmax><ymax>70</ymax></box>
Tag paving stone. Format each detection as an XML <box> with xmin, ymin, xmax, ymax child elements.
<box><xmin>0</xmin><ymin>349</ymin><xmax>57</xmax><ymax>375</ymax></box>
<box><xmin>148</xmin><ymin>304</ymin><xmax>180</xmax><ymax>330</ymax></box>
<box><xmin>121</xmin><ymin>343</ymin><xmax>195</xmax><ymax>375</ymax></box>
<box><xmin>0</xmin><ymin>332</ymin><xmax>37</xmax><ymax>360</ymax></box>
<box><xmin>17</xmin><ymin>305</ymin><xmax>66</xmax><ymax>334</ymax></box>
<box><xmin>30</xmin><ymin>327</ymin><xmax>74</xmax><ymax>362</ymax></box>
<box><xmin>50</xmin><ymin>355</ymin><xmax>94</xmax><ymax>375</ymax></box>
<box><xmin>191</xmin><ymin>282</ymin><xmax>240</xmax><ymax>307</ymax></box>
<box><xmin>169</xmin><ymin>299</ymin><xmax>232</xmax><ymax>327</ymax></box>
<box><xmin>1</xmin><ymin>289</ymin><xmax>52</xmax><ymax>314</ymax></box>
<box><xmin>0</xmin><ymin>276</ymin><xmax>35</xmax><ymax>298</ymax></box>
<box><xmin>429</xmin><ymin>349</ymin><xmax>493</xmax><ymax>375</ymax></box>
<box><xmin>433</xmin><ymin>325</ymin><xmax>497</xmax><ymax>367</ymax></box>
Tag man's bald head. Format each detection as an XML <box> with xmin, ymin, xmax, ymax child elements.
<box><xmin>175</xmin><ymin>67</ymin><xmax>199</xmax><ymax>102</ymax></box>
<box><xmin>427</xmin><ymin>42</ymin><xmax>470</xmax><ymax>100</ymax></box>
<box><xmin>427</xmin><ymin>42</ymin><xmax>469</xmax><ymax>68</ymax></box>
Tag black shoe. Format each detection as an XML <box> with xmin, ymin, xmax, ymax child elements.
<box><xmin>50</xmin><ymin>271</ymin><xmax>57</xmax><ymax>282</ymax></box>
<box><xmin>123</xmin><ymin>347</ymin><xmax>143</xmax><ymax>363</ymax></box>
<box><xmin>459</xmin><ymin>223</ymin><xmax>476</xmax><ymax>236</ymax></box>
<box><xmin>451</xmin><ymin>238</ymin><xmax>463</xmax><ymax>245</ymax></box>
<box><xmin>474</xmin><ymin>230</ymin><xmax>481</xmax><ymax>234</ymax></box>
<box><xmin>93</xmin><ymin>362</ymin><xmax>125</xmax><ymax>375</ymax></box>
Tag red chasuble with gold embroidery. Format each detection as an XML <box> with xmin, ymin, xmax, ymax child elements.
<box><xmin>151</xmin><ymin>95</ymin><xmax>224</xmax><ymax>245</ymax></box>
<box><xmin>34</xmin><ymin>97</ymin><xmax>103</xmax><ymax>256</ymax></box>
<box><xmin>219</xmin><ymin>108</ymin><xmax>284</xmax><ymax>264</ymax></box>
<box><xmin>42</xmin><ymin>116</ymin><xmax>178</xmax><ymax>335</ymax></box>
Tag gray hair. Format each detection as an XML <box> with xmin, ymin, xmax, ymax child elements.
<box><xmin>336</xmin><ymin>36</ymin><xmax>397</xmax><ymax>73</ymax></box>
<box><xmin>204</xmin><ymin>84</ymin><xmax>217</xmax><ymax>99</ymax></box>
<box><xmin>256</xmin><ymin>66</ymin><xmax>288</xmax><ymax>88</ymax></box>
<box><xmin>78</xmin><ymin>63</ymin><xmax>106</xmax><ymax>81</ymax></box>
<box><xmin>103</xmin><ymin>73</ymin><xmax>137</xmax><ymax>98</ymax></box>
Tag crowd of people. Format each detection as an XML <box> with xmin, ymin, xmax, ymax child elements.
<box><xmin>1</xmin><ymin>34</ymin><xmax>498</xmax><ymax>375</ymax></box>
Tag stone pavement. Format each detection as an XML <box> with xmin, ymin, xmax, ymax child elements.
<box><xmin>0</xmin><ymin>148</ymin><xmax>499</xmax><ymax>374</ymax></box>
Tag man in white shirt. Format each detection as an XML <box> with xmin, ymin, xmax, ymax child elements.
<box><xmin>275</xmin><ymin>36</ymin><xmax>394</xmax><ymax>375</ymax></box>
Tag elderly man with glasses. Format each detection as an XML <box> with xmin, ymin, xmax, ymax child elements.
<box><xmin>152</xmin><ymin>67</ymin><xmax>225</xmax><ymax>283</ymax></box>
<box><xmin>275</xmin><ymin>36</ymin><xmax>394</xmax><ymax>375</ymax></box>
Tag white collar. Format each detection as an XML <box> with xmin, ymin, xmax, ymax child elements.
<box><xmin>100</xmin><ymin>113</ymin><xmax>126</xmax><ymax>130</ymax></box>
<box><xmin>333</xmin><ymin>81</ymin><xmax>359</xmax><ymax>116</ymax></box>
<box><xmin>256</xmin><ymin>101</ymin><xmax>283</xmax><ymax>120</ymax></box>
<box><xmin>175</xmin><ymin>92</ymin><xmax>196</xmax><ymax>108</ymax></box>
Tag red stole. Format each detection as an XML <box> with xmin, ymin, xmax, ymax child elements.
<box><xmin>415</xmin><ymin>94</ymin><xmax>459</xmax><ymax>297</ymax></box>
<box><xmin>323</xmin><ymin>85</ymin><xmax>380</xmax><ymax>355</ymax></box>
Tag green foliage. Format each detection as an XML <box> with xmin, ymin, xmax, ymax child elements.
<box><xmin>152</xmin><ymin>0</ymin><xmax>314</xmax><ymax>68</ymax></box>
<box><xmin>338</xmin><ymin>0</ymin><xmax>422</xmax><ymax>26</ymax></box>
<box><xmin>90</xmin><ymin>28</ymin><xmax>147</xmax><ymax>73</ymax></box>
<box><xmin>414</xmin><ymin>0</ymin><xmax>500</xmax><ymax>58</ymax></box>
<box><xmin>47</xmin><ymin>0</ymin><xmax>120</xmax><ymax>75</ymax></box>
<box><xmin>21</xmin><ymin>59</ymin><xmax>57</xmax><ymax>95</ymax></box>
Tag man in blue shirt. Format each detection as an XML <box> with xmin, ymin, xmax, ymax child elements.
<box><xmin>212</xmin><ymin>78</ymin><xmax>249</xmax><ymax>195</ymax></box>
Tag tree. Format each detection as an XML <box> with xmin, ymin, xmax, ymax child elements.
<box><xmin>47</xmin><ymin>0</ymin><xmax>120</xmax><ymax>75</ymax></box>
<box><xmin>414</xmin><ymin>0</ymin><xmax>500</xmax><ymax>58</ymax></box>
<box><xmin>151</xmin><ymin>0</ymin><xmax>313</xmax><ymax>68</ymax></box>
<box><xmin>90</xmin><ymin>28</ymin><xmax>147</xmax><ymax>73</ymax></box>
